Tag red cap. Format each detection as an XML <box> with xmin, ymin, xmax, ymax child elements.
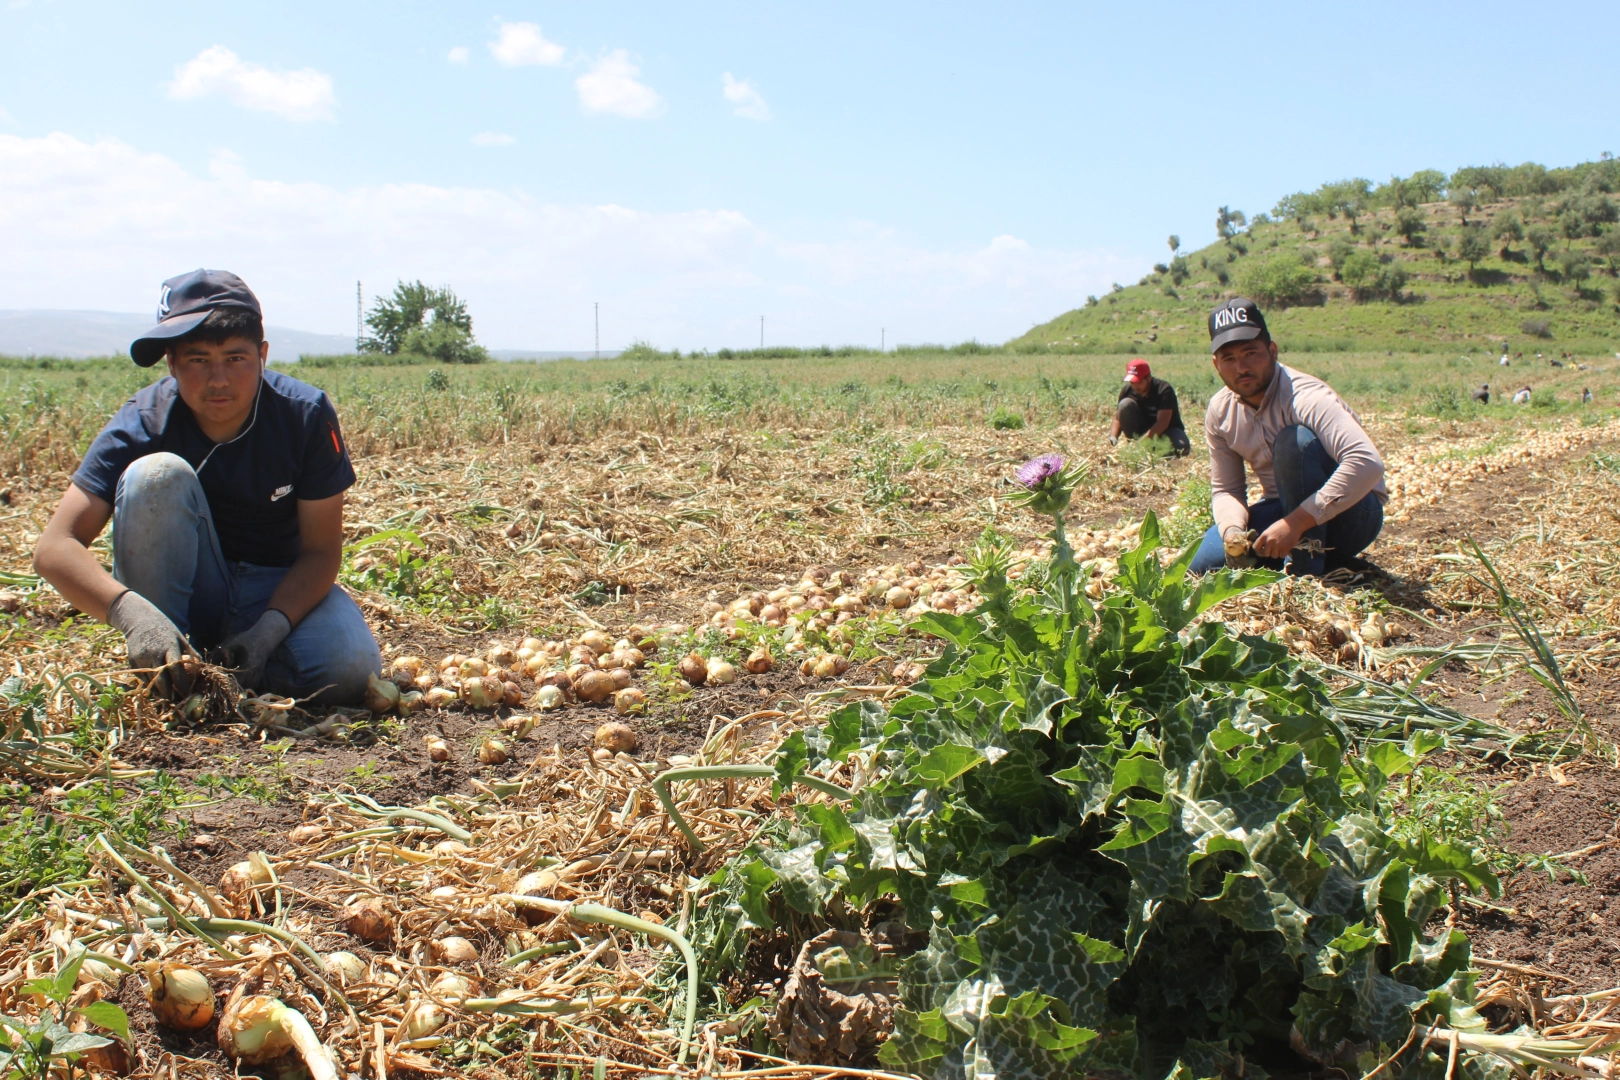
<box><xmin>1124</xmin><ymin>359</ymin><xmax>1151</xmax><ymax>382</ymax></box>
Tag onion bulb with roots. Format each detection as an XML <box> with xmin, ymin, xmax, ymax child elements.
<box><xmin>578</xmin><ymin>629</ymin><xmax>613</xmax><ymax>654</ymax></box>
<box><xmin>678</xmin><ymin>653</ymin><xmax>708</xmax><ymax>686</ymax></box>
<box><xmin>532</xmin><ymin>684</ymin><xmax>565</xmax><ymax>710</ymax></box>
<box><xmin>425</xmin><ymin>736</ymin><xmax>450</xmax><ymax>762</ymax></box>
<box><xmin>423</xmin><ymin>686</ymin><xmax>457</xmax><ymax>708</ymax></box>
<box><xmin>460</xmin><ymin>676</ymin><xmax>502</xmax><ymax>710</ymax></box>
<box><xmin>439</xmin><ymin>654</ymin><xmax>466</xmax><ymax>673</ymax></box>
<box><xmin>707</xmin><ymin>659</ymin><xmax>737</xmax><ymax>686</ymax></box>
<box><xmin>574</xmin><ymin>670</ymin><xmax>617</xmax><ymax>704</ymax></box>
<box><xmin>322</xmin><ymin>951</ymin><xmax>367</xmax><ymax>984</ymax></box>
<box><xmin>413</xmin><ymin>670</ymin><xmax>438</xmax><ymax>692</ymax></box>
<box><xmin>476</xmin><ymin>737</ymin><xmax>509</xmax><ymax>765</ymax></box>
<box><xmin>458</xmin><ymin>657</ymin><xmax>489</xmax><ymax>679</ymax></box>
<box><xmin>144</xmin><ymin>962</ymin><xmax>215</xmax><ymax>1031</ymax></box>
<box><xmin>431</xmin><ymin>936</ymin><xmax>479</xmax><ymax>964</ymax></box>
<box><xmin>220</xmin><ymin>852</ymin><xmax>273</xmax><ymax>907</ymax></box>
<box><xmin>613</xmin><ymin>687</ymin><xmax>645</xmax><ymax>715</ymax></box>
<box><xmin>523</xmin><ymin>654</ymin><xmax>550</xmax><ymax>676</ymax></box>
<box><xmin>399</xmin><ymin>690</ymin><xmax>426</xmax><ymax>714</ymax></box>
<box><xmin>365</xmin><ymin>673</ymin><xmax>400</xmax><ymax>714</ymax></box>
<box><xmin>217</xmin><ymin>994</ymin><xmax>293</xmax><ymax>1064</ymax></box>
<box><xmin>337</xmin><ymin>897</ymin><xmax>393</xmax><ymax>943</ymax></box>
<box><xmin>595</xmin><ymin>721</ymin><xmax>638</xmax><ymax>753</ymax></box>
<box><xmin>486</xmin><ymin>643</ymin><xmax>518</xmax><ymax>668</ymax></box>
<box><xmin>607</xmin><ymin>667</ymin><xmax>633</xmax><ymax>690</ymax></box>
<box><xmin>391</xmin><ymin>655</ymin><xmax>426</xmax><ymax>679</ymax></box>
<box><xmin>745</xmin><ymin>647</ymin><xmax>774</xmax><ymax>674</ymax></box>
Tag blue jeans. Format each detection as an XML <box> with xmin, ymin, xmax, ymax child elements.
<box><xmin>1189</xmin><ymin>425</ymin><xmax>1384</xmax><ymax>577</ymax></box>
<box><xmin>112</xmin><ymin>453</ymin><xmax>381</xmax><ymax>704</ymax></box>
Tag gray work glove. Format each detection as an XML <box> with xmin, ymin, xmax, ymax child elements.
<box><xmin>108</xmin><ymin>590</ymin><xmax>195</xmax><ymax>699</ymax></box>
<box><xmin>219</xmin><ymin>609</ymin><xmax>292</xmax><ymax>692</ymax></box>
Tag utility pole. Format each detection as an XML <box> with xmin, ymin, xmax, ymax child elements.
<box><xmin>355</xmin><ymin>281</ymin><xmax>362</xmax><ymax>352</ymax></box>
<box><xmin>759</xmin><ymin>315</ymin><xmax>764</xmax><ymax>349</ymax></box>
<box><xmin>594</xmin><ymin>302</ymin><xmax>599</xmax><ymax>360</ymax></box>
<box><xmin>881</xmin><ymin>328</ymin><xmax>885</xmax><ymax>353</ymax></box>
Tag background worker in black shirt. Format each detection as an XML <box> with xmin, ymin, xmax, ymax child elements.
<box><xmin>1110</xmin><ymin>358</ymin><xmax>1191</xmax><ymax>456</ymax></box>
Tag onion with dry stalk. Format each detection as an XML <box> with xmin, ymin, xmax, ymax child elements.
<box><xmin>429</xmin><ymin>971</ymin><xmax>476</xmax><ymax>1004</ymax></box>
<box><xmin>460</xmin><ymin>675</ymin><xmax>502</xmax><ymax>710</ymax></box>
<box><xmin>745</xmin><ymin>646</ymin><xmax>774</xmax><ymax>674</ymax></box>
<box><xmin>401</xmin><ymin>998</ymin><xmax>448</xmax><ymax>1041</ymax></box>
<box><xmin>431</xmin><ymin>936</ymin><xmax>480</xmax><ymax>963</ymax></box>
<box><xmin>322</xmin><ymin>951</ymin><xmax>367</xmax><ymax>983</ymax></box>
<box><xmin>595</xmin><ymin>721</ymin><xmax>638</xmax><ymax>753</ymax></box>
<box><xmin>143</xmin><ymin>961</ymin><xmax>215</xmax><ymax>1031</ymax></box>
<box><xmin>220</xmin><ymin>851</ymin><xmax>273</xmax><ymax>908</ymax></box>
<box><xmin>337</xmin><ymin>896</ymin><xmax>393</xmax><ymax>943</ymax></box>
<box><xmin>217</xmin><ymin>994</ymin><xmax>338</xmax><ymax>1080</ymax></box>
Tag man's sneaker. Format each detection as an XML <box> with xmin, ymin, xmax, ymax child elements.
<box><xmin>1324</xmin><ymin>554</ymin><xmax>1382</xmax><ymax>583</ymax></box>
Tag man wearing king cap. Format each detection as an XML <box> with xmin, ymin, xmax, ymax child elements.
<box><xmin>1189</xmin><ymin>297</ymin><xmax>1387</xmax><ymax>578</ymax></box>
<box><xmin>1110</xmin><ymin>358</ymin><xmax>1191</xmax><ymax>457</ymax></box>
<box><xmin>33</xmin><ymin>270</ymin><xmax>381</xmax><ymax>702</ymax></box>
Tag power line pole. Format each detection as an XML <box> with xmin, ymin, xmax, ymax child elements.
<box><xmin>759</xmin><ymin>315</ymin><xmax>764</xmax><ymax>349</ymax></box>
<box><xmin>594</xmin><ymin>302</ymin><xmax>599</xmax><ymax>360</ymax></box>
<box><xmin>881</xmin><ymin>328</ymin><xmax>885</xmax><ymax>353</ymax></box>
<box><xmin>355</xmin><ymin>281</ymin><xmax>362</xmax><ymax>352</ymax></box>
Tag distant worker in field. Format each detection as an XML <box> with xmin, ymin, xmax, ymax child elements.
<box><xmin>1513</xmin><ymin>385</ymin><xmax>1532</xmax><ymax>404</ymax></box>
<box><xmin>33</xmin><ymin>270</ymin><xmax>381</xmax><ymax>703</ymax></box>
<box><xmin>1189</xmin><ymin>297</ymin><xmax>1386</xmax><ymax>578</ymax></box>
<box><xmin>1109</xmin><ymin>358</ymin><xmax>1191</xmax><ymax>456</ymax></box>
<box><xmin>1471</xmin><ymin>383</ymin><xmax>1490</xmax><ymax>404</ymax></box>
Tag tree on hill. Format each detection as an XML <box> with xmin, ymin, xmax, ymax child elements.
<box><xmin>1339</xmin><ymin>250</ymin><xmax>1407</xmax><ymax>300</ymax></box>
<box><xmin>1168</xmin><ymin>235</ymin><xmax>1180</xmax><ymax>256</ymax></box>
<box><xmin>1394</xmin><ymin>205</ymin><xmax>1426</xmax><ymax>245</ymax></box>
<box><xmin>1457</xmin><ymin>225</ymin><xmax>1492</xmax><ymax>277</ymax></box>
<box><xmin>362</xmin><ymin>281</ymin><xmax>488</xmax><ymax>362</ymax></box>
<box><xmin>1236</xmin><ymin>251</ymin><xmax>1316</xmax><ymax>306</ymax></box>
<box><xmin>1216</xmin><ymin>206</ymin><xmax>1247</xmax><ymax>241</ymax></box>
<box><xmin>1559</xmin><ymin>250</ymin><xmax>1592</xmax><ymax>289</ymax></box>
<box><xmin>1324</xmin><ymin>179</ymin><xmax>1373</xmax><ymax>232</ymax></box>
<box><xmin>1596</xmin><ymin>229</ymin><xmax>1620</xmax><ymax>275</ymax></box>
<box><xmin>1450</xmin><ymin>186</ymin><xmax>1478</xmax><ymax>226</ymax></box>
<box><xmin>1328</xmin><ymin>238</ymin><xmax>1356</xmax><ymax>279</ymax></box>
<box><xmin>1493</xmin><ymin>211</ymin><xmax>1525</xmax><ymax>257</ymax></box>
<box><xmin>1525</xmin><ymin>225</ymin><xmax>1554</xmax><ymax>274</ymax></box>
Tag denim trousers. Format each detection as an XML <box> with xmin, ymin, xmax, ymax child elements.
<box><xmin>1189</xmin><ymin>424</ymin><xmax>1384</xmax><ymax>576</ymax></box>
<box><xmin>112</xmin><ymin>452</ymin><xmax>381</xmax><ymax>704</ymax></box>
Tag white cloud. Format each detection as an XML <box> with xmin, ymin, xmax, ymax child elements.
<box><xmin>721</xmin><ymin>73</ymin><xmax>771</xmax><ymax>121</ymax></box>
<box><xmin>167</xmin><ymin>46</ymin><xmax>335</xmax><ymax>122</ymax></box>
<box><xmin>0</xmin><ymin>131</ymin><xmax>1133</xmax><ymax>348</ymax></box>
<box><xmin>489</xmin><ymin>22</ymin><xmax>564</xmax><ymax>67</ymax></box>
<box><xmin>447</xmin><ymin>46</ymin><xmax>470</xmax><ymax>64</ymax></box>
<box><xmin>576</xmin><ymin>50</ymin><xmax>664</xmax><ymax>119</ymax></box>
<box><xmin>471</xmin><ymin>131</ymin><xmax>514</xmax><ymax>146</ymax></box>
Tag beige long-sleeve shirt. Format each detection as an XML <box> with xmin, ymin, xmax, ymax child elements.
<box><xmin>1204</xmin><ymin>363</ymin><xmax>1386</xmax><ymax>538</ymax></box>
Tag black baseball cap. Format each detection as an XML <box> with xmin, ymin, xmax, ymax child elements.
<box><xmin>130</xmin><ymin>269</ymin><xmax>262</xmax><ymax>367</ymax></box>
<box><xmin>1208</xmin><ymin>297</ymin><xmax>1268</xmax><ymax>353</ymax></box>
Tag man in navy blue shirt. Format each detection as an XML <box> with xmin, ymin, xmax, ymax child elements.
<box><xmin>33</xmin><ymin>270</ymin><xmax>381</xmax><ymax>703</ymax></box>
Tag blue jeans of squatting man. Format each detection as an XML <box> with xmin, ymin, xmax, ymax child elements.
<box><xmin>1188</xmin><ymin>425</ymin><xmax>1384</xmax><ymax>577</ymax></box>
<box><xmin>112</xmin><ymin>452</ymin><xmax>381</xmax><ymax>704</ymax></box>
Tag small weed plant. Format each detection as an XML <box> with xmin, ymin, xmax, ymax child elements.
<box><xmin>0</xmin><ymin>955</ymin><xmax>129</xmax><ymax>1080</ymax></box>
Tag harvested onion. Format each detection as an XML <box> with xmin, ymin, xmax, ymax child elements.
<box><xmin>425</xmin><ymin>736</ymin><xmax>450</xmax><ymax>762</ymax></box>
<box><xmin>596</xmin><ymin>721</ymin><xmax>637</xmax><ymax>752</ymax></box>
<box><xmin>424</xmin><ymin>686</ymin><xmax>457</xmax><ymax>708</ymax></box>
<box><xmin>613</xmin><ymin>687</ymin><xmax>645</xmax><ymax>714</ymax></box>
<box><xmin>365</xmin><ymin>673</ymin><xmax>400</xmax><ymax>714</ymax></box>
<box><xmin>323</xmin><ymin>951</ymin><xmax>367</xmax><ymax>984</ymax></box>
<box><xmin>399</xmin><ymin>690</ymin><xmax>426</xmax><ymax>714</ymax></box>
<box><xmin>745</xmin><ymin>647</ymin><xmax>774</xmax><ymax>674</ymax></box>
<box><xmin>220</xmin><ymin>852</ymin><xmax>273</xmax><ymax>907</ymax></box>
<box><xmin>144</xmin><ymin>961</ymin><xmax>215</xmax><ymax>1031</ymax></box>
<box><xmin>217</xmin><ymin>994</ymin><xmax>293</xmax><ymax>1064</ymax></box>
<box><xmin>575</xmin><ymin>670</ymin><xmax>617</xmax><ymax>704</ymax></box>
<box><xmin>533</xmin><ymin>684</ymin><xmax>565</xmax><ymax>710</ymax></box>
<box><xmin>579</xmin><ymin>629</ymin><xmax>613</xmax><ymax>654</ymax></box>
<box><xmin>707</xmin><ymin>659</ymin><xmax>737</xmax><ymax>685</ymax></box>
<box><xmin>476</xmin><ymin>737</ymin><xmax>509</xmax><ymax>765</ymax></box>
<box><xmin>486</xmin><ymin>643</ymin><xmax>518</xmax><ymax>668</ymax></box>
<box><xmin>337</xmin><ymin>897</ymin><xmax>393</xmax><ymax>943</ymax></box>
<box><xmin>430</xmin><ymin>971</ymin><xmax>476</xmax><ymax>1005</ymax></box>
<box><xmin>402</xmin><ymin>999</ymin><xmax>447</xmax><ymax>1041</ymax></box>
<box><xmin>461</xmin><ymin>675</ymin><xmax>503</xmax><ymax>710</ymax></box>
<box><xmin>459</xmin><ymin>657</ymin><xmax>489</xmax><ymax>678</ymax></box>
<box><xmin>431</xmin><ymin>936</ymin><xmax>479</xmax><ymax>964</ymax></box>
<box><xmin>678</xmin><ymin>653</ymin><xmax>708</xmax><ymax>686</ymax></box>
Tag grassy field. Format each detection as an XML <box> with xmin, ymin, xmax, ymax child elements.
<box><xmin>1</xmin><ymin>347</ymin><xmax>1620</xmax><ymax>1077</ymax></box>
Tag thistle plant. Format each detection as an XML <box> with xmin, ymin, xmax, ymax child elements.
<box><xmin>1009</xmin><ymin>453</ymin><xmax>1085</xmax><ymax>601</ymax></box>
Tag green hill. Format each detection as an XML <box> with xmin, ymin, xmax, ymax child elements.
<box><xmin>1014</xmin><ymin>158</ymin><xmax>1620</xmax><ymax>357</ymax></box>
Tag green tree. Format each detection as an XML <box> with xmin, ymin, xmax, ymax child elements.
<box><xmin>1404</xmin><ymin>169</ymin><xmax>1447</xmax><ymax>204</ymax></box>
<box><xmin>1449</xmin><ymin>186</ymin><xmax>1478</xmax><ymax>225</ymax></box>
<box><xmin>1394</xmin><ymin>205</ymin><xmax>1426</xmax><ymax>245</ymax></box>
<box><xmin>1328</xmin><ymin>237</ymin><xmax>1356</xmax><ymax>279</ymax></box>
<box><xmin>1322</xmin><ymin>178</ymin><xmax>1373</xmax><ymax>232</ymax></box>
<box><xmin>1595</xmin><ymin>229</ymin><xmax>1620</xmax><ymax>274</ymax></box>
<box><xmin>1559</xmin><ymin>250</ymin><xmax>1592</xmax><ymax>288</ymax></box>
<box><xmin>1492</xmin><ymin>211</ymin><xmax>1525</xmax><ymax>257</ymax></box>
<box><xmin>1338</xmin><ymin>251</ymin><xmax>1405</xmax><ymax>299</ymax></box>
<box><xmin>1457</xmin><ymin>224</ymin><xmax>1493</xmax><ymax>275</ymax></box>
<box><xmin>1525</xmin><ymin>224</ymin><xmax>1554</xmax><ymax>273</ymax></box>
<box><xmin>1216</xmin><ymin>206</ymin><xmax>1247</xmax><ymax>240</ymax></box>
<box><xmin>1167</xmin><ymin>234</ymin><xmax>1180</xmax><ymax>256</ymax></box>
<box><xmin>362</xmin><ymin>281</ymin><xmax>482</xmax><ymax>359</ymax></box>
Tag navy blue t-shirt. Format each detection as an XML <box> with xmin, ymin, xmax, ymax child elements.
<box><xmin>73</xmin><ymin>369</ymin><xmax>356</xmax><ymax>567</ymax></box>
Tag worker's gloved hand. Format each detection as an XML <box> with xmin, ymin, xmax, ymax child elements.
<box><xmin>1223</xmin><ymin>527</ymin><xmax>1259</xmax><ymax>570</ymax></box>
<box><xmin>219</xmin><ymin>609</ymin><xmax>292</xmax><ymax>692</ymax></box>
<box><xmin>108</xmin><ymin>590</ymin><xmax>195</xmax><ymax>699</ymax></box>
<box><xmin>1108</xmin><ymin>435</ymin><xmax>1118</xmax><ymax>446</ymax></box>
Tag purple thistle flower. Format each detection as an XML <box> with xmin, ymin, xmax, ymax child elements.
<box><xmin>1016</xmin><ymin>454</ymin><xmax>1066</xmax><ymax>489</ymax></box>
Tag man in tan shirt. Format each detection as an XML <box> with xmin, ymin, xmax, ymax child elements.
<box><xmin>1188</xmin><ymin>297</ymin><xmax>1386</xmax><ymax>577</ymax></box>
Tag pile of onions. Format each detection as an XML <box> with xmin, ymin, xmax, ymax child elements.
<box><xmin>144</xmin><ymin>961</ymin><xmax>215</xmax><ymax>1031</ymax></box>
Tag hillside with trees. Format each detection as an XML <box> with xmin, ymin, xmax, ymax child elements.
<box><xmin>1013</xmin><ymin>157</ymin><xmax>1620</xmax><ymax>356</ymax></box>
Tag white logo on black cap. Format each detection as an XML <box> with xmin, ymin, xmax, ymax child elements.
<box><xmin>1213</xmin><ymin>306</ymin><xmax>1250</xmax><ymax>329</ymax></box>
<box><xmin>157</xmin><ymin>285</ymin><xmax>171</xmax><ymax>319</ymax></box>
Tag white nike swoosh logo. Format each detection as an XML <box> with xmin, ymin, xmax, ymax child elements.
<box><xmin>271</xmin><ymin>485</ymin><xmax>294</xmax><ymax>502</ymax></box>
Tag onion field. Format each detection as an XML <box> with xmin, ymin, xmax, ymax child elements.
<box><xmin>1</xmin><ymin>348</ymin><xmax>1619</xmax><ymax>1080</ymax></box>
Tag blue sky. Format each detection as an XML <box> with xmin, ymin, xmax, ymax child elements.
<box><xmin>1</xmin><ymin>1</ymin><xmax>1617</xmax><ymax>350</ymax></box>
